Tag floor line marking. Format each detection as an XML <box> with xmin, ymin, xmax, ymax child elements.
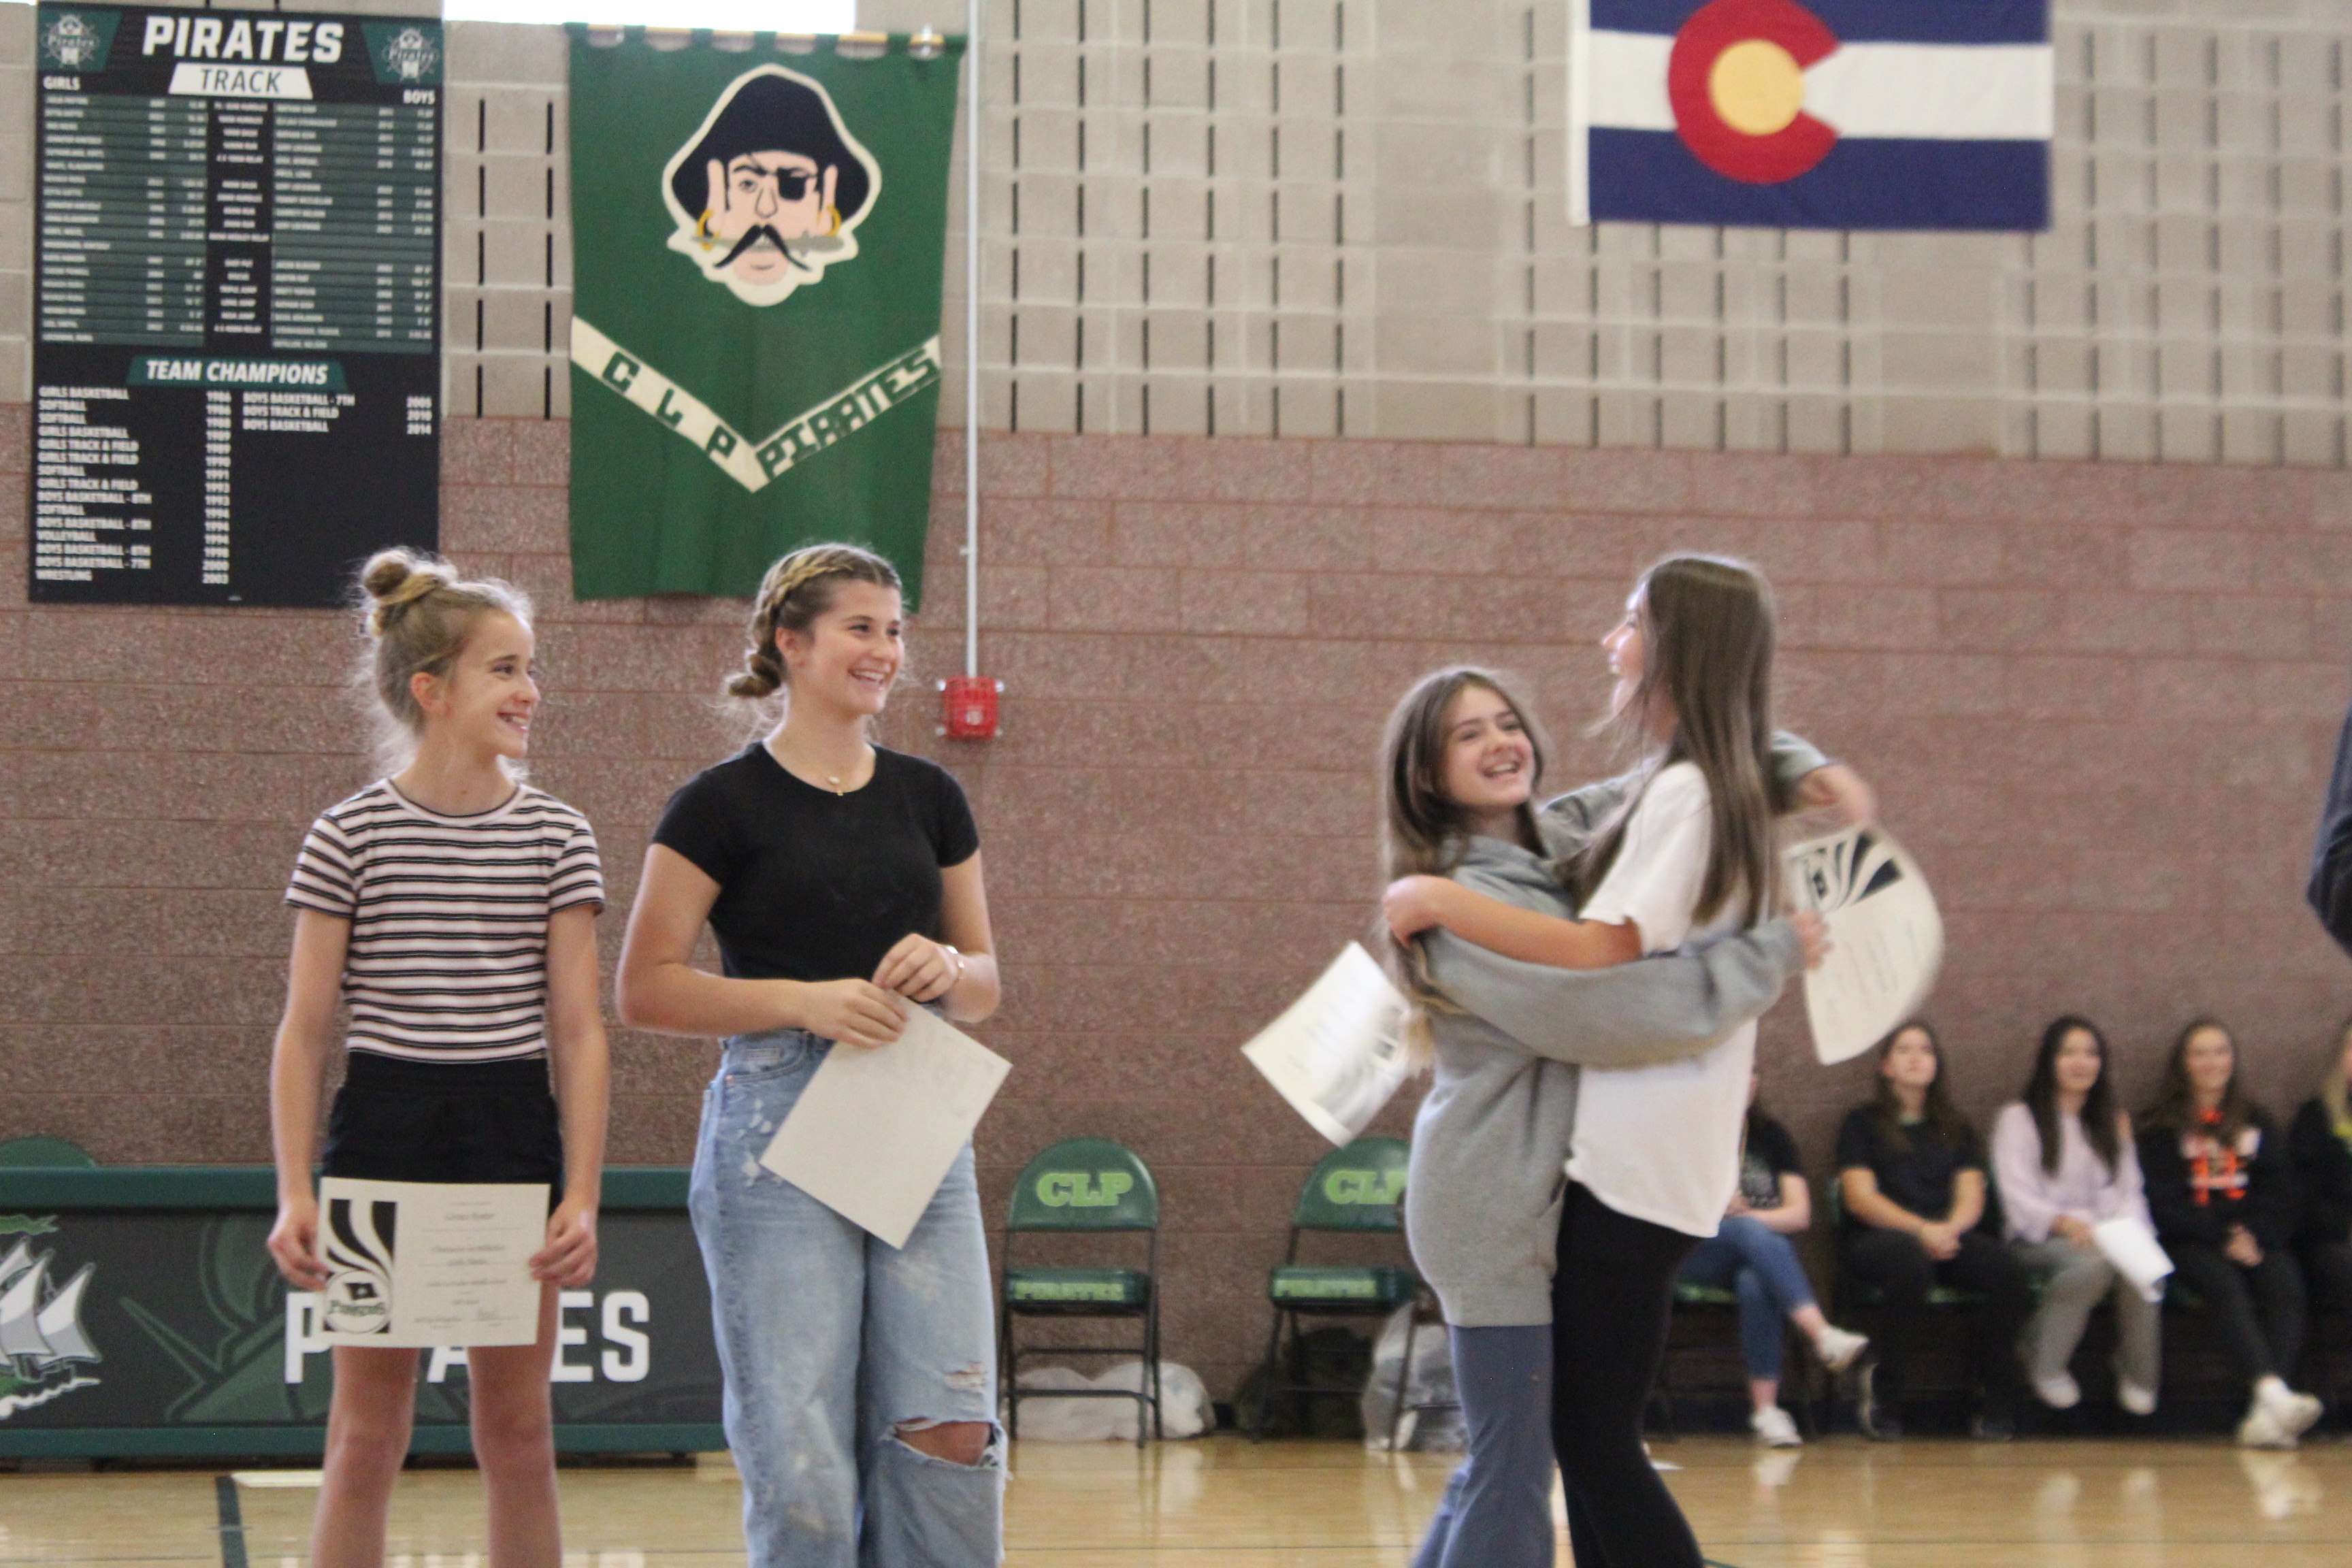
<box><xmin>213</xmin><ymin>1473</ymin><xmax>248</xmax><ymax>1568</ymax></box>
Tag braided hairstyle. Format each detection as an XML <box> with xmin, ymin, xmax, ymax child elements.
<box><xmin>728</xmin><ymin>543</ymin><xmax>903</xmax><ymax>700</ymax></box>
<box><xmin>355</xmin><ymin>548</ymin><xmax>532</xmax><ymax>770</ymax></box>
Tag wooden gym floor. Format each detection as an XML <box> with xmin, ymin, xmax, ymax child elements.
<box><xmin>0</xmin><ymin>1434</ymin><xmax>2344</xmax><ymax>1565</ymax></box>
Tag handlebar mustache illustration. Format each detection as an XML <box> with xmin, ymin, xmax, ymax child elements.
<box><xmin>716</xmin><ymin>224</ymin><xmax>818</xmax><ymax>271</ymax></box>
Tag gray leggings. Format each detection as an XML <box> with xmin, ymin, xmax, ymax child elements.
<box><xmin>1410</xmin><ymin>1325</ymin><xmax>1555</xmax><ymax>1568</ymax></box>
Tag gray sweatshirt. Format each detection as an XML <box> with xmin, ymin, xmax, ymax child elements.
<box><xmin>1403</xmin><ymin>746</ymin><xmax>1820</xmax><ymax>1327</ymax></box>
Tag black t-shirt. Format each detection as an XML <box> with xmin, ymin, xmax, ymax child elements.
<box><xmin>1835</xmin><ymin>1106</ymin><xmax>1982</xmax><ymax>1227</ymax></box>
<box><xmin>652</xmin><ymin>744</ymin><xmax>980</xmax><ymax>983</ymax></box>
<box><xmin>1737</xmin><ymin>1113</ymin><xmax>1803</xmax><ymax>1210</ymax></box>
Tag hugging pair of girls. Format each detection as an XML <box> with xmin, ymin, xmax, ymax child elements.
<box><xmin>1381</xmin><ymin>555</ymin><xmax>1871</xmax><ymax>1568</ymax></box>
<box><xmin>265</xmin><ymin>543</ymin><xmax>1002</xmax><ymax>1568</ymax></box>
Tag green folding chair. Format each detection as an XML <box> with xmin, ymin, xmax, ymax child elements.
<box><xmin>999</xmin><ymin>1137</ymin><xmax>1162</xmax><ymax>1446</ymax></box>
<box><xmin>1251</xmin><ymin>1137</ymin><xmax>1432</xmax><ymax>1444</ymax></box>
<box><xmin>0</xmin><ymin>1137</ymin><xmax>96</xmax><ymax>1168</ymax></box>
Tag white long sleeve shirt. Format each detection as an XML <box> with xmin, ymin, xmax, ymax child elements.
<box><xmin>1990</xmin><ymin>1102</ymin><xmax>2152</xmax><ymax>1244</ymax></box>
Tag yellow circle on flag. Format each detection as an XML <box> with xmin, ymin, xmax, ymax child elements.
<box><xmin>1708</xmin><ymin>39</ymin><xmax>1807</xmax><ymax>137</ymax></box>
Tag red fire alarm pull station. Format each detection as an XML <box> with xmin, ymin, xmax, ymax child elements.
<box><xmin>940</xmin><ymin>674</ymin><xmax>1002</xmax><ymax>739</ymax></box>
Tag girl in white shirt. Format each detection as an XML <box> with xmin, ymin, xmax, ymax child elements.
<box><xmin>1386</xmin><ymin>553</ymin><xmax>1796</xmax><ymax>1568</ymax></box>
<box><xmin>1990</xmin><ymin>1015</ymin><xmax>2161</xmax><ymax>1417</ymax></box>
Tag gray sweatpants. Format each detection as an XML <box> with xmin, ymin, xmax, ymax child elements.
<box><xmin>2012</xmin><ymin>1237</ymin><xmax>2161</xmax><ymax>1394</ymax></box>
<box><xmin>1410</xmin><ymin>1325</ymin><xmax>1555</xmax><ymax>1568</ymax></box>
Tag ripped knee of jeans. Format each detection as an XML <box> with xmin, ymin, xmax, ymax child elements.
<box><xmin>892</xmin><ymin>1416</ymin><xmax>1000</xmax><ymax>1469</ymax></box>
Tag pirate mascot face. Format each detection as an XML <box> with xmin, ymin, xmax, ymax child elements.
<box><xmin>662</xmin><ymin>68</ymin><xmax>880</xmax><ymax>307</ymax></box>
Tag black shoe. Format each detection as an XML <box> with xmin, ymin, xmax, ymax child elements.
<box><xmin>1856</xmin><ymin>1360</ymin><xmax>1903</xmax><ymax>1441</ymax></box>
<box><xmin>1972</xmin><ymin>1400</ymin><xmax>2016</xmax><ymax>1442</ymax></box>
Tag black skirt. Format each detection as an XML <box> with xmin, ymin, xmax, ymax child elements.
<box><xmin>323</xmin><ymin>1051</ymin><xmax>566</xmax><ymax>1192</ymax></box>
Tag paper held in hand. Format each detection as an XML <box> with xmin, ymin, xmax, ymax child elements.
<box><xmin>1786</xmin><ymin>826</ymin><xmax>1945</xmax><ymax>1066</ymax></box>
<box><xmin>317</xmin><ymin>1178</ymin><xmax>547</xmax><ymax>1348</ymax></box>
<box><xmin>1242</xmin><ymin>943</ymin><xmax>1410</xmax><ymax>1145</ymax></box>
<box><xmin>2092</xmin><ymin>1216</ymin><xmax>2176</xmax><ymax>1304</ymax></box>
<box><xmin>760</xmin><ymin>1004</ymin><xmax>1013</xmax><ymax>1249</ymax></box>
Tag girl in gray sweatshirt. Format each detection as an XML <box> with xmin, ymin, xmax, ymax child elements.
<box><xmin>1378</xmin><ymin>664</ymin><xmax>1846</xmax><ymax>1568</ymax></box>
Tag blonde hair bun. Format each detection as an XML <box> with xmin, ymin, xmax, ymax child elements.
<box><xmin>348</xmin><ymin>550</ymin><xmax>532</xmax><ymax>771</ymax></box>
<box><xmin>359</xmin><ymin>547</ymin><xmax>455</xmax><ymax>633</ymax></box>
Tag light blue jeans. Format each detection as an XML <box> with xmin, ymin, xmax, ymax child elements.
<box><xmin>690</xmin><ymin>1028</ymin><xmax>1004</xmax><ymax>1568</ymax></box>
<box><xmin>1678</xmin><ymin>1214</ymin><xmax>1819</xmax><ymax>1381</ymax></box>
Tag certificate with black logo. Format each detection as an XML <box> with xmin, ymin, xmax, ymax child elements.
<box><xmin>317</xmin><ymin>1178</ymin><xmax>545</xmax><ymax>1348</ymax></box>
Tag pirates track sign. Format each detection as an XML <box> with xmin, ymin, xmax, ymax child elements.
<box><xmin>566</xmin><ymin>31</ymin><xmax>964</xmax><ymax>604</ymax></box>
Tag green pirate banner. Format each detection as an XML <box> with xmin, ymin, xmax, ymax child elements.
<box><xmin>566</xmin><ymin>31</ymin><xmax>962</xmax><ymax>602</ymax></box>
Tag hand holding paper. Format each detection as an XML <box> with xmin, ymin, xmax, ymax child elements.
<box><xmin>1241</xmin><ymin>945</ymin><xmax>1409</xmax><ymax>1145</ymax></box>
<box><xmin>317</xmin><ymin>1177</ymin><xmax>549</xmax><ymax>1348</ymax></box>
<box><xmin>760</xmin><ymin>1002</ymin><xmax>1012</xmax><ymax>1248</ymax></box>
<box><xmin>1785</xmin><ymin>826</ymin><xmax>1944</xmax><ymax>1065</ymax></box>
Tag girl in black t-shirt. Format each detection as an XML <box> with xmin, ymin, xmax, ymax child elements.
<box><xmin>617</xmin><ymin>544</ymin><xmax>1004</xmax><ymax>1568</ymax></box>
<box><xmin>2138</xmin><ymin>1018</ymin><xmax>2321</xmax><ymax>1448</ymax></box>
<box><xmin>1835</xmin><ymin>1022</ymin><xmax>2030</xmax><ymax>1441</ymax></box>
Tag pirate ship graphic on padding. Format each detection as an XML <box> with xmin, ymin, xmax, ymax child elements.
<box><xmin>0</xmin><ymin>1230</ymin><xmax>101</xmax><ymax>1417</ymax></box>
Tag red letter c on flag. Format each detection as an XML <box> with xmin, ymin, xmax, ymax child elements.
<box><xmin>1668</xmin><ymin>0</ymin><xmax>1840</xmax><ymax>184</ymax></box>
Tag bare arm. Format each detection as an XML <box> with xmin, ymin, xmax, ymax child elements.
<box><xmin>1946</xmin><ymin>1167</ymin><xmax>1987</xmax><ymax>1234</ymax></box>
<box><xmin>616</xmin><ymin>844</ymin><xmax>906</xmax><ymax>1048</ymax></box>
<box><xmin>1387</xmin><ymin>875</ymin><xmax>1644</xmax><ymax>970</ymax></box>
<box><xmin>265</xmin><ymin>910</ymin><xmax>350</xmax><ymax>1291</ymax></box>
<box><xmin>872</xmin><ymin>852</ymin><xmax>1002</xmax><ymax>1025</ymax></box>
<box><xmin>1752</xmin><ymin>1173</ymin><xmax>1811</xmax><ymax>1235</ymax></box>
<box><xmin>535</xmin><ymin>902</ymin><xmax>608</xmax><ymax>1287</ymax></box>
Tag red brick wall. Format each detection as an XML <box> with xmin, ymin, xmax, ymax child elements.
<box><xmin>5</xmin><ymin>407</ymin><xmax>2351</xmax><ymax>1398</ymax></box>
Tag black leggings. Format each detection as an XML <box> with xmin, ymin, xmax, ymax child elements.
<box><xmin>1840</xmin><ymin>1227</ymin><xmax>2029</xmax><ymax>1404</ymax></box>
<box><xmin>2168</xmin><ymin>1240</ymin><xmax>2306</xmax><ymax>1384</ymax></box>
<box><xmin>1550</xmin><ymin>1182</ymin><xmax>1702</xmax><ymax>1568</ymax></box>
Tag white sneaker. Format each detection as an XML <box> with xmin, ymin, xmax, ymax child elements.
<box><xmin>2238</xmin><ymin>1399</ymin><xmax>2293</xmax><ymax>1450</ymax></box>
<box><xmin>1813</xmin><ymin>1324</ymin><xmax>1869</xmax><ymax>1374</ymax></box>
<box><xmin>2116</xmin><ymin>1378</ymin><xmax>2157</xmax><ymax>1417</ymax></box>
<box><xmin>2257</xmin><ymin>1377</ymin><xmax>2323</xmax><ymax>1443</ymax></box>
<box><xmin>2031</xmin><ymin>1371</ymin><xmax>2082</xmax><ymax>1410</ymax></box>
<box><xmin>1750</xmin><ymin>1405</ymin><xmax>1803</xmax><ymax>1448</ymax></box>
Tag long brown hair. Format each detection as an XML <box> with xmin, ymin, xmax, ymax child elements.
<box><xmin>1871</xmin><ymin>1020</ymin><xmax>1978</xmax><ymax>1154</ymax></box>
<box><xmin>2144</xmin><ymin>1017</ymin><xmax>2258</xmax><ymax>1141</ymax></box>
<box><xmin>2021</xmin><ymin>1014</ymin><xmax>2123</xmax><ymax>1177</ymax></box>
<box><xmin>1569</xmin><ymin>555</ymin><xmax>1789</xmax><ymax>929</ymax></box>
<box><xmin>1379</xmin><ymin>667</ymin><xmax>1550</xmax><ymax>1069</ymax></box>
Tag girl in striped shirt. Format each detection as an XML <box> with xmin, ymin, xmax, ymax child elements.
<box><xmin>265</xmin><ymin>549</ymin><xmax>609</xmax><ymax>1567</ymax></box>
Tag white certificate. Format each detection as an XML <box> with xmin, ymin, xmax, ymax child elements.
<box><xmin>760</xmin><ymin>1004</ymin><xmax>1013</xmax><ymax>1249</ymax></box>
<box><xmin>317</xmin><ymin>1178</ymin><xmax>546</xmax><ymax>1348</ymax></box>
<box><xmin>1242</xmin><ymin>943</ymin><xmax>1410</xmax><ymax>1146</ymax></box>
<box><xmin>1786</xmin><ymin>826</ymin><xmax>1945</xmax><ymax>1065</ymax></box>
<box><xmin>2093</xmin><ymin>1215</ymin><xmax>2176</xmax><ymax>1303</ymax></box>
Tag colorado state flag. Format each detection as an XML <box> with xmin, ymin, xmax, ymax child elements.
<box><xmin>1572</xmin><ymin>0</ymin><xmax>2051</xmax><ymax>230</ymax></box>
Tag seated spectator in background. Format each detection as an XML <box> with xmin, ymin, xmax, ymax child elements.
<box><xmin>2138</xmin><ymin>1018</ymin><xmax>2323</xmax><ymax>1449</ymax></box>
<box><xmin>2289</xmin><ymin>1016</ymin><xmax>2352</xmax><ymax>1314</ymax></box>
<box><xmin>1836</xmin><ymin>1021</ymin><xmax>2031</xmax><ymax>1442</ymax></box>
<box><xmin>1991</xmin><ymin>1015</ymin><xmax>2160</xmax><ymax>1418</ymax></box>
<box><xmin>1676</xmin><ymin>1074</ymin><xmax>1868</xmax><ymax>1448</ymax></box>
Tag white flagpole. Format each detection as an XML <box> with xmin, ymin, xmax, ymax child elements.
<box><xmin>1567</xmin><ymin>0</ymin><xmax>1592</xmax><ymax>227</ymax></box>
<box><xmin>965</xmin><ymin>0</ymin><xmax>981</xmax><ymax>678</ymax></box>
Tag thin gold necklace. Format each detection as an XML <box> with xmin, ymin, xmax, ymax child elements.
<box><xmin>774</xmin><ymin>736</ymin><xmax>866</xmax><ymax>796</ymax></box>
